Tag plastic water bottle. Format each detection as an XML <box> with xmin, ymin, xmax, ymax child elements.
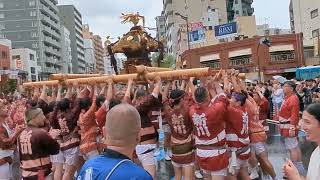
<box><xmin>154</xmin><ymin>111</ymin><xmax>165</xmax><ymax>161</ymax></box>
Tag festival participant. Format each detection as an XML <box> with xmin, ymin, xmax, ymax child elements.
<box><xmin>248</xmin><ymin>88</ymin><xmax>276</xmax><ymax>180</ymax></box>
<box><xmin>78</xmin><ymin>84</ymin><xmax>100</xmax><ymax>160</ymax></box>
<box><xmin>19</xmin><ymin>106</ymin><xmax>59</xmax><ymax>180</ymax></box>
<box><xmin>95</xmin><ymin>78</ymin><xmax>131</xmax><ymax>132</ymax></box>
<box><xmin>50</xmin><ymin>83</ymin><xmax>82</xmax><ymax>180</ymax></box>
<box><xmin>226</xmin><ymin>73</ymin><xmax>250</xmax><ymax>180</ymax></box>
<box><xmin>283</xmin><ymin>103</ymin><xmax>320</xmax><ymax>180</ymax></box>
<box><xmin>189</xmin><ymin>71</ymin><xmax>229</xmax><ymax>180</ymax></box>
<box><xmin>0</xmin><ymin>101</ymin><xmax>24</xmax><ymax>179</ymax></box>
<box><xmin>132</xmin><ymin>76</ymin><xmax>162</xmax><ymax>179</ymax></box>
<box><xmin>279</xmin><ymin>81</ymin><xmax>306</xmax><ymax>176</ymax></box>
<box><xmin>162</xmin><ymin>79</ymin><xmax>195</xmax><ymax>180</ymax></box>
<box><xmin>77</xmin><ymin>104</ymin><xmax>152</xmax><ymax>180</ymax></box>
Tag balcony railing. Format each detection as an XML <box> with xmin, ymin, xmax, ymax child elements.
<box><xmin>229</xmin><ymin>55</ymin><xmax>253</xmax><ymax>67</ymax></box>
<box><xmin>270</xmin><ymin>51</ymin><xmax>295</xmax><ymax>63</ymax></box>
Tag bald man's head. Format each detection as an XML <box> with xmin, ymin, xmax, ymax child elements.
<box><xmin>104</xmin><ymin>104</ymin><xmax>141</xmax><ymax>147</ymax></box>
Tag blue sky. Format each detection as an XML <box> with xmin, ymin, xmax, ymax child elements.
<box><xmin>253</xmin><ymin>0</ymin><xmax>290</xmax><ymax>29</ymax></box>
<box><xmin>58</xmin><ymin>0</ymin><xmax>291</xmax><ymax>39</ymax></box>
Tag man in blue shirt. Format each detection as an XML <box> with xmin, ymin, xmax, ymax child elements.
<box><xmin>77</xmin><ymin>104</ymin><xmax>153</xmax><ymax>180</ymax></box>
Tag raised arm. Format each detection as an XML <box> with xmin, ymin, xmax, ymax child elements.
<box><xmin>56</xmin><ymin>84</ymin><xmax>62</xmax><ymax>102</ymax></box>
<box><xmin>162</xmin><ymin>81</ymin><xmax>172</xmax><ymax>102</ymax></box>
<box><xmin>64</xmin><ymin>84</ymin><xmax>72</xmax><ymax>99</ymax></box>
<box><xmin>152</xmin><ymin>76</ymin><xmax>161</xmax><ymax>98</ymax></box>
<box><xmin>39</xmin><ymin>85</ymin><xmax>48</xmax><ymax>103</ymax></box>
<box><xmin>231</xmin><ymin>70</ymin><xmax>241</xmax><ymax>93</ymax></box>
<box><xmin>124</xmin><ymin>78</ymin><xmax>133</xmax><ymax>99</ymax></box>
<box><xmin>106</xmin><ymin>78</ymin><xmax>113</xmax><ymax>101</ymax></box>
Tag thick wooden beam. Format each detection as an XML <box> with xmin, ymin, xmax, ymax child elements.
<box><xmin>23</xmin><ymin>68</ymin><xmax>245</xmax><ymax>87</ymax></box>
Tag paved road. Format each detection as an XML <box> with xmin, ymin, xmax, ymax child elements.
<box><xmin>156</xmin><ymin>124</ymin><xmax>317</xmax><ymax>180</ymax></box>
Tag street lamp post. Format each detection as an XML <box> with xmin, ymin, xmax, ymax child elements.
<box><xmin>175</xmin><ymin>12</ymin><xmax>190</xmax><ymax>51</ymax></box>
<box><xmin>175</xmin><ymin>12</ymin><xmax>190</xmax><ymax>69</ymax></box>
<box><xmin>257</xmin><ymin>37</ymin><xmax>271</xmax><ymax>82</ymax></box>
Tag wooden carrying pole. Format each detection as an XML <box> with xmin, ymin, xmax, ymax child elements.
<box><xmin>23</xmin><ymin>68</ymin><xmax>245</xmax><ymax>87</ymax></box>
<box><xmin>49</xmin><ymin>65</ymin><xmax>172</xmax><ymax>80</ymax></box>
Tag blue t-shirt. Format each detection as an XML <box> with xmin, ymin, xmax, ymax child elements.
<box><xmin>77</xmin><ymin>149</ymin><xmax>152</xmax><ymax>180</ymax></box>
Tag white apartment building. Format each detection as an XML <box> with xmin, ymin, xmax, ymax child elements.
<box><xmin>84</xmin><ymin>39</ymin><xmax>95</xmax><ymax>73</ymax></box>
<box><xmin>163</xmin><ymin>0</ymin><xmax>228</xmax><ymax>56</ymax></box>
<box><xmin>11</xmin><ymin>48</ymin><xmax>39</xmax><ymax>82</ymax></box>
<box><xmin>60</xmin><ymin>26</ymin><xmax>72</xmax><ymax>73</ymax></box>
<box><xmin>290</xmin><ymin>0</ymin><xmax>320</xmax><ymax>47</ymax></box>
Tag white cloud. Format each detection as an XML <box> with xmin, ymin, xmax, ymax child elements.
<box><xmin>58</xmin><ymin>0</ymin><xmax>163</xmax><ymax>41</ymax></box>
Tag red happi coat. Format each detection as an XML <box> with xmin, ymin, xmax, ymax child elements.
<box><xmin>163</xmin><ymin>96</ymin><xmax>195</xmax><ymax>165</ymax></box>
<box><xmin>189</xmin><ymin>93</ymin><xmax>229</xmax><ymax>171</ymax></box>
<box><xmin>278</xmin><ymin>93</ymin><xmax>300</xmax><ymax>137</ymax></box>
<box><xmin>247</xmin><ymin>103</ymin><xmax>267</xmax><ymax>144</ymax></box>
<box><xmin>226</xmin><ymin>105</ymin><xmax>250</xmax><ymax>160</ymax></box>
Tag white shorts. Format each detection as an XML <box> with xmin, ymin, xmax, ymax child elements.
<box><xmin>236</xmin><ymin>158</ymin><xmax>249</xmax><ymax>168</ymax></box>
<box><xmin>284</xmin><ymin>137</ymin><xmax>299</xmax><ymax>150</ymax></box>
<box><xmin>0</xmin><ymin>163</ymin><xmax>11</xmax><ymax>180</ymax></box>
<box><xmin>50</xmin><ymin>150</ymin><xmax>64</xmax><ymax>164</ymax></box>
<box><xmin>62</xmin><ymin>147</ymin><xmax>79</xmax><ymax>166</ymax></box>
<box><xmin>171</xmin><ymin>161</ymin><xmax>194</xmax><ymax>168</ymax></box>
<box><xmin>163</xmin><ymin>124</ymin><xmax>171</xmax><ymax>133</ymax></box>
<box><xmin>250</xmin><ymin>142</ymin><xmax>267</xmax><ymax>155</ymax></box>
<box><xmin>135</xmin><ymin>144</ymin><xmax>156</xmax><ymax>166</ymax></box>
<box><xmin>202</xmin><ymin>168</ymin><xmax>227</xmax><ymax>177</ymax></box>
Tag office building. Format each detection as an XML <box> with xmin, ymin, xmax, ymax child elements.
<box><xmin>163</xmin><ymin>0</ymin><xmax>228</xmax><ymax>56</ymax></box>
<box><xmin>93</xmin><ymin>35</ymin><xmax>104</xmax><ymax>73</ymax></box>
<box><xmin>227</xmin><ymin>0</ymin><xmax>254</xmax><ymax>22</ymax></box>
<box><xmin>290</xmin><ymin>0</ymin><xmax>320</xmax><ymax>65</ymax></box>
<box><xmin>60</xmin><ymin>26</ymin><xmax>72</xmax><ymax>73</ymax></box>
<box><xmin>11</xmin><ymin>48</ymin><xmax>39</xmax><ymax>82</ymax></box>
<box><xmin>58</xmin><ymin>5</ymin><xmax>85</xmax><ymax>73</ymax></box>
<box><xmin>0</xmin><ymin>0</ymin><xmax>63</xmax><ymax>79</ymax></box>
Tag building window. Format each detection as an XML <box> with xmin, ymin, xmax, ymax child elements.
<box><xmin>275</xmin><ymin>29</ymin><xmax>280</xmax><ymax>35</ymax></box>
<box><xmin>30</xmin><ymin>11</ymin><xmax>37</xmax><ymax>17</ymax></box>
<box><xmin>270</xmin><ymin>51</ymin><xmax>295</xmax><ymax>62</ymax></box>
<box><xmin>13</xmin><ymin>55</ymin><xmax>20</xmax><ymax>60</ymax></box>
<box><xmin>235</xmin><ymin>10</ymin><xmax>239</xmax><ymax>15</ymax></box>
<box><xmin>32</xmin><ymin>42</ymin><xmax>38</xmax><ymax>48</ymax></box>
<box><xmin>0</xmin><ymin>23</ymin><xmax>5</xmax><ymax>30</ymax></box>
<box><xmin>30</xmin><ymin>67</ymin><xmax>36</xmax><ymax>74</ymax></box>
<box><xmin>30</xmin><ymin>54</ymin><xmax>35</xmax><ymax>61</ymax></box>
<box><xmin>29</xmin><ymin>0</ymin><xmax>35</xmax><ymax>7</ymax></box>
<box><xmin>0</xmin><ymin>3</ymin><xmax>3</xmax><ymax>8</ymax></box>
<box><xmin>209</xmin><ymin>26</ymin><xmax>213</xmax><ymax>30</ymax></box>
<box><xmin>0</xmin><ymin>13</ymin><xmax>4</xmax><ymax>18</ymax></box>
<box><xmin>229</xmin><ymin>55</ymin><xmax>252</xmax><ymax>67</ymax></box>
<box><xmin>31</xmin><ymin>32</ymin><xmax>38</xmax><ymax>38</ymax></box>
<box><xmin>312</xmin><ymin>29</ymin><xmax>319</xmax><ymax>38</ymax></box>
<box><xmin>265</xmin><ymin>29</ymin><xmax>270</xmax><ymax>36</ymax></box>
<box><xmin>1</xmin><ymin>51</ymin><xmax>7</xmax><ymax>59</ymax></box>
<box><xmin>235</xmin><ymin>0</ymin><xmax>238</xmax><ymax>4</ymax></box>
<box><xmin>200</xmin><ymin>60</ymin><xmax>220</xmax><ymax>69</ymax></box>
<box><xmin>31</xmin><ymin>75</ymin><xmax>37</xmax><ymax>81</ymax></box>
<box><xmin>311</xmin><ymin>9</ymin><xmax>318</xmax><ymax>19</ymax></box>
<box><xmin>31</xmin><ymin>21</ymin><xmax>37</xmax><ymax>27</ymax></box>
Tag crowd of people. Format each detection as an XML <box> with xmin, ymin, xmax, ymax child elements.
<box><xmin>0</xmin><ymin>70</ymin><xmax>319</xmax><ymax>180</ymax></box>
